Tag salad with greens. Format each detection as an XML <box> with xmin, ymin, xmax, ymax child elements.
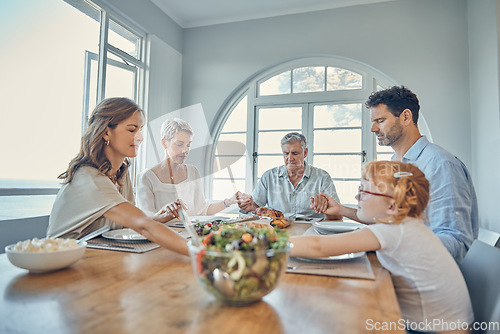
<box><xmin>192</xmin><ymin>223</ymin><xmax>290</xmax><ymax>304</ymax></box>
<box><xmin>194</xmin><ymin>220</ymin><xmax>233</xmax><ymax>236</ymax></box>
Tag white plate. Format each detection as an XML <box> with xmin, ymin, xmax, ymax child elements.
<box><xmin>312</xmin><ymin>220</ymin><xmax>366</xmax><ymax>233</ymax></box>
<box><xmin>294</xmin><ymin>252</ymin><xmax>365</xmax><ymax>262</ymax></box>
<box><xmin>189</xmin><ymin>216</ymin><xmax>226</xmax><ymax>223</ymax></box>
<box><xmin>102</xmin><ymin>229</ymin><xmax>148</xmax><ymax>241</ymax></box>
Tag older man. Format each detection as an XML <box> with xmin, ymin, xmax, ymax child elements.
<box><xmin>322</xmin><ymin>86</ymin><xmax>478</xmax><ymax>262</ymax></box>
<box><xmin>238</xmin><ymin>132</ymin><xmax>341</xmax><ymax>220</ymax></box>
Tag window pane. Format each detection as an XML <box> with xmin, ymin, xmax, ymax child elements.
<box><xmin>377</xmin><ymin>141</ymin><xmax>394</xmax><ymax>160</ymax></box>
<box><xmin>313</xmin><ymin>103</ymin><xmax>362</xmax><ymax>128</ymax></box>
<box><xmin>213</xmin><ymin>157</ymin><xmax>246</xmax><ymax>179</ymax></box>
<box><xmin>377</xmin><ymin>153</ymin><xmax>393</xmax><ymax>161</ymax></box>
<box><xmin>217</xmin><ymin>133</ymin><xmax>247</xmax><ymax>154</ymax></box>
<box><xmin>334</xmin><ymin>180</ymin><xmax>360</xmax><ymax>205</ymax></box>
<box><xmin>259</xmin><ymin>71</ymin><xmax>291</xmax><ymax>96</ymax></box>
<box><xmin>222</xmin><ymin>96</ymin><xmax>247</xmax><ymax>132</ymax></box>
<box><xmin>105</xmin><ymin>62</ymin><xmax>136</xmax><ymax>99</ymax></box>
<box><xmin>0</xmin><ymin>195</ymin><xmax>57</xmax><ymax>220</ymax></box>
<box><xmin>258</xmin><ymin>132</ymin><xmax>291</xmax><ymax>154</ymax></box>
<box><xmin>257</xmin><ymin>155</ymin><xmax>283</xmax><ymax>178</ymax></box>
<box><xmin>1</xmin><ymin>0</ymin><xmax>99</xmax><ymax>184</ymax></box>
<box><xmin>377</xmin><ymin>141</ymin><xmax>394</xmax><ymax>153</ymax></box>
<box><xmin>313</xmin><ymin>155</ymin><xmax>361</xmax><ymax>179</ymax></box>
<box><xmin>293</xmin><ymin>66</ymin><xmax>325</xmax><ymax>93</ymax></box>
<box><xmin>88</xmin><ymin>56</ymin><xmax>99</xmax><ymax>116</ymax></box>
<box><xmin>212</xmin><ymin>179</ymin><xmax>245</xmax><ymax>200</ymax></box>
<box><xmin>108</xmin><ymin>19</ymin><xmax>140</xmax><ymax>59</ymax></box>
<box><xmin>313</xmin><ymin>129</ymin><xmax>362</xmax><ymax>153</ymax></box>
<box><xmin>326</xmin><ymin>67</ymin><xmax>362</xmax><ymax>91</ymax></box>
<box><xmin>258</xmin><ymin>106</ymin><xmax>302</xmax><ymax>131</ymax></box>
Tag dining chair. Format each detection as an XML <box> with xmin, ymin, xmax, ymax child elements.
<box><xmin>478</xmin><ymin>227</ymin><xmax>500</xmax><ymax>249</ymax></box>
<box><xmin>460</xmin><ymin>240</ymin><xmax>500</xmax><ymax>334</ymax></box>
<box><xmin>0</xmin><ymin>216</ymin><xmax>49</xmax><ymax>253</ymax></box>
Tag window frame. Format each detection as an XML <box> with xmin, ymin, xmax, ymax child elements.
<box><xmin>208</xmin><ymin>56</ymin><xmax>433</xmax><ymax>200</ymax></box>
<box><xmin>0</xmin><ymin>0</ymin><xmax>148</xmax><ymax>220</ymax></box>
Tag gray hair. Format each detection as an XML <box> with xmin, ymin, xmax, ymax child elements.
<box><xmin>281</xmin><ymin>132</ymin><xmax>307</xmax><ymax>151</ymax></box>
<box><xmin>160</xmin><ymin>118</ymin><xmax>194</xmax><ymax>142</ymax></box>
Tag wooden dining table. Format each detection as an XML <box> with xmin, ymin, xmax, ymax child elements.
<box><xmin>0</xmin><ymin>222</ymin><xmax>404</xmax><ymax>334</ymax></box>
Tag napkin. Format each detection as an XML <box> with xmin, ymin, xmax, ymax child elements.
<box><xmin>286</xmin><ymin>227</ymin><xmax>375</xmax><ymax>280</ymax></box>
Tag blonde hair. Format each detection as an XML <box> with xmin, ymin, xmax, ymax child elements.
<box><xmin>161</xmin><ymin>118</ymin><xmax>193</xmax><ymax>142</ymax></box>
<box><xmin>362</xmin><ymin>161</ymin><xmax>429</xmax><ymax>224</ymax></box>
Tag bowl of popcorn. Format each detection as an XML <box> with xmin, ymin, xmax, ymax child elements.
<box><xmin>5</xmin><ymin>238</ymin><xmax>86</xmax><ymax>272</ymax></box>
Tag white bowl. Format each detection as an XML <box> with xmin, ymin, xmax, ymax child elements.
<box><xmin>5</xmin><ymin>241</ymin><xmax>86</xmax><ymax>272</ymax></box>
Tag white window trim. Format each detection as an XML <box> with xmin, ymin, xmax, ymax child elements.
<box><xmin>208</xmin><ymin>55</ymin><xmax>433</xmax><ymax>199</ymax></box>
<box><xmin>1</xmin><ymin>0</ymin><xmax>149</xmax><ymax>221</ymax></box>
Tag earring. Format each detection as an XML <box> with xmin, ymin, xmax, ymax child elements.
<box><xmin>105</xmin><ymin>140</ymin><xmax>109</xmax><ymax>146</ymax></box>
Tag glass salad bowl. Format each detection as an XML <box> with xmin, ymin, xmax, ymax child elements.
<box><xmin>188</xmin><ymin>223</ymin><xmax>290</xmax><ymax>305</ymax></box>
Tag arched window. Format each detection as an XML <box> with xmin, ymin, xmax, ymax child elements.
<box><xmin>210</xmin><ymin>56</ymin><xmax>432</xmax><ymax>205</ymax></box>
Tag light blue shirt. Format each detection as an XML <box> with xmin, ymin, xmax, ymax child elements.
<box><xmin>252</xmin><ymin>162</ymin><xmax>340</xmax><ymax>218</ymax></box>
<box><xmin>398</xmin><ymin>136</ymin><xmax>478</xmax><ymax>263</ymax></box>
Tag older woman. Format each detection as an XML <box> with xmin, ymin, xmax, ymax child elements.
<box><xmin>47</xmin><ymin>98</ymin><xmax>188</xmax><ymax>256</ymax></box>
<box><xmin>137</xmin><ymin>118</ymin><xmax>237</xmax><ymax>217</ymax></box>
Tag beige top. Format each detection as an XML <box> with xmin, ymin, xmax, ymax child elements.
<box><xmin>47</xmin><ymin>166</ymin><xmax>134</xmax><ymax>239</ymax></box>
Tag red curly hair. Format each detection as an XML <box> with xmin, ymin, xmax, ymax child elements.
<box><xmin>362</xmin><ymin>161</ymin><xmax>429</xmax><ymax>224</ymax></box>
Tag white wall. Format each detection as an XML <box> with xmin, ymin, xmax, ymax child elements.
<box><xmin>180</xmin><ymin>0</ymin><xmax>500</xmax><ymax>233</ymax></box>
<box><xmin>468</xmin><ymin>0</ymin><xmax>500</xmax><ymax>233</ymax></box>
<box><xmin>142</xmin><ymin>35</ymin><xmax>183</xmax><ymax>170</ymax></box>
<box><xmin>182</xmin><ymin>0</ymin><xmax>472</xmax><ymax>168</ymax></box>
<box><xmin>106</xmin><ymin>0</ymin><xmax>499</xmax><ymax>233</ymax></box>
<box><xmin>100</xmin><ymin>0</ymin><xmax>183</xmax><ymax>52</ymax></box>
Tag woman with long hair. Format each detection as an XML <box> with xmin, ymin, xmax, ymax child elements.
<box><xmin>47</xmin><ymin>97</ymin><xmax>187</xmax><ymax>255</ymax></box>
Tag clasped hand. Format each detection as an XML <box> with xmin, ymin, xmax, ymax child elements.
<box><xmin>155</xmin><ymin>199</ymin><xmax>187</xmax><ymax>221</ymax></box>
<box><xmin>235</xmin><ymin>191</ymin><xmax>258</xmax><ymax>212</ymax></box>
<box><xmin>310</xmin><ymin>192</ymin><xmax>342</xmax><ymax>216</ymax></box>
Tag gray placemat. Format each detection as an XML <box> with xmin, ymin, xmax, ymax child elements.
<box><xmin>287</xmin><ymin>255</ymin><xmax>375</xmax><ymax>280</ymax></box>
<box><xmin>286</xmin><ymin>226</ymin><xmax>375</xmax><ymax>280</ymax></box>
<box><xmin>86</xmin><ymin>236</ymin><xmax>159</xmax><ymax>253</ymax></box>
<box><xmin>86</xmin><ymin>229</ymin><xmax>191</xmax><ymax>253</ymax></box>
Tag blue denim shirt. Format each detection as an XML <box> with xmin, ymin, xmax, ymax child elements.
<box><xmin>398</xmin><ymin>136</ymin><xmax>478</xmax><ymax>262</ymax></box>
<box><xmin>252</xmin><ymin>162</ymin><xmax>340</xmax><ymax>219</ymax></box>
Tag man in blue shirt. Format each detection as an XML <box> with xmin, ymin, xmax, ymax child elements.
<box><xmin>324</xmin><ymin>86</ymin><xmax>478</xmax><ymax>262</ymax></box>
<box><xmin>237</xmin><ymin>132</ymin><xmax>342</xmax><ymax>220</ymax></box>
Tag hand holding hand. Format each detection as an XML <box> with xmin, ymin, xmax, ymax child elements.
<box><xmin>225</xmin><ymin>192</ymin><xmax>239</xmax><ymax>206</ymax></box>
<box><xmin>310</xmin><ymin>194</ymin><xmax>328</xmax><ymax>213</ymax></box>
<box><xmin>236</xmin><ymin>192</ymin><xmax>258</xmax><ymax>212</ymax></box>
<box><xmin>317</xmin><ymin>192</ymin><xmax>342</xmax><ymax>217</ymax></box>
<box><xmin>156</xmin><ymin>199</ymin><xmax>187</xmax><ymax>219</ymax></box>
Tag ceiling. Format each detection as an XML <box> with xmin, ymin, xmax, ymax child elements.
<box><xmin>150</xmin><ymin>0</ymin><xmax>394</xmax><ymax>28</ymax></box>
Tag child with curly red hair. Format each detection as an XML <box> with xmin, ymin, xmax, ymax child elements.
<box><xmin>291</xmin><ymin>161</ymin><xmax>473</xmax><ymax>334</ymax></box>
